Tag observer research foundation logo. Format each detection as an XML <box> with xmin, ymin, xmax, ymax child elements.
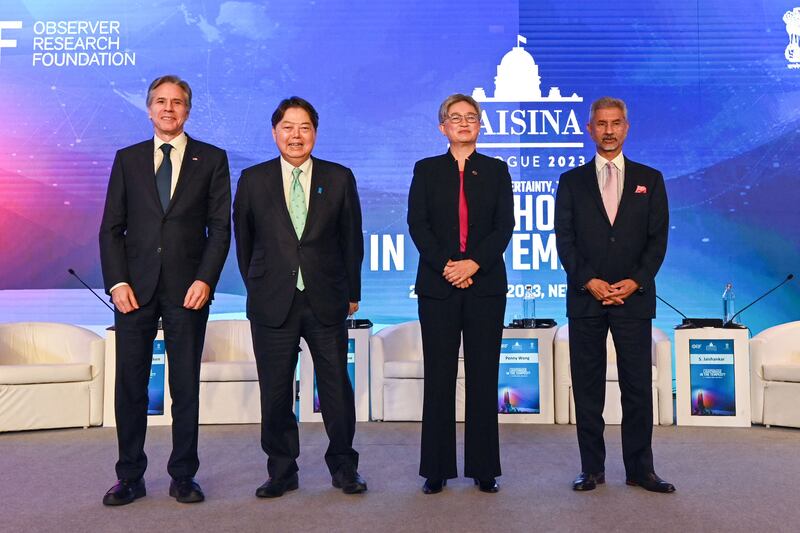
<box><xmin>784</xmin><ymin>8</ymin><xmax>800</xmax><ymax>68</ymax></box>
<box><xmin>0</xmin><ymin>19</ymin><xmax>135</xmax><ymax>67</ymax></box>
<box><xmin>0</xmin><ymin>20</ymin><xmax>23</xmax><ymax>63</ymax></box>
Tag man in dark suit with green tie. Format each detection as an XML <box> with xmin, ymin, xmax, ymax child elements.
<box><xmin>233</xmin><ymin>97</ymin><xmax>366</xmax><ymax>498</ymax></box>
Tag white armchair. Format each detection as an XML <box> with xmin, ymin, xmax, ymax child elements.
<box><xmin>750</xmin><ymin>320</ymin><xmax>800</xmax><ymax>428</ymax></box>
<box><xmin>369</xmin><ymin>321</ymin><xmax>465</xmax><ymax>422</ymax></box>
<box><xmin>554</xmin><ymin>325</ymin><xmax>673</xmax><ymax>425</ymax></box>
<box><xmin>199</xmin><ymin>319</ymin><xmax>273</xmax><ymax>425</ymax></box>
<box><xmin>0</xmin><ymin>322</ymin><xmax>104</xmax><ymax>432</ymax></box>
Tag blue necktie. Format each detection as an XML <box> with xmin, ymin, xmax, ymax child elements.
<box><xmin>156</xmin><ymin>144</ymin><xmax>173</xmax><ymax>211</ymax></box>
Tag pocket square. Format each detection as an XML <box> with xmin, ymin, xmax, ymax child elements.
<box><xmin>635</xmin><ymin>185</ymin><xmax>647</xmax><ymax>194</ymax></box>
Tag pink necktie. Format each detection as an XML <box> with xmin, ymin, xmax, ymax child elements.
<box><xmin>602</xmin><ymin>162</ymin><xmax>618</xmax><ymax>224</ymax></box>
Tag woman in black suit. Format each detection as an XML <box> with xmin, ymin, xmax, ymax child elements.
<box><xmin>407</xmin><ymin>94</ymin><xmax>515</xmax><ymax>494</ymax></box>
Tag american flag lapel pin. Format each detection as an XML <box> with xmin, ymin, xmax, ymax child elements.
<box><xmin>471</xmin><ymin>170</ymin><xmax>478</xmax><ymax>175</ymax></box>
<box><xmin>192</xmin><ymin>156</ymin><xmax>199</xmax><ymax>161</ymax></box>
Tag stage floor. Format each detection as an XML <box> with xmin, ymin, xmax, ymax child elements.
<box><xmin>1</xmin><ymin>422</ymin><xmax>797</xmax><ymax>532</ymax></box>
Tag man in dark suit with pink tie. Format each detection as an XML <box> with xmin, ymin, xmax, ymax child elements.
<box><xmin>554</xmin><ymin>96</ymin><xmax>674</xmax><ymax>493</ymax></box>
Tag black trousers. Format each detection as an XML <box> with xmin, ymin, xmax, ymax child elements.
<box><xmin>250</xmin><ymin>290</ymin><xmax>357</xmax><ymax>481</ymax></box>
<box><xmin>568</xmin><ymin>314</ymin><xmax>654</xmax><ymax>479</ymax></box>
<box><xmin>418</xmin><ymin>290</ymin><xmax>506</xmax><ymax>480</ymax></box>
<box><xmin>113</xmin><ymin>284</ymin><xmax>209</xmax><ymax>481</ymax></box>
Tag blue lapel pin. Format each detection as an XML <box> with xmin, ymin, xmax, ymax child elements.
<box><xmin>317</xmin><ymin>186</ymin><xmax>323</xmax><ymax>194</ymax></box>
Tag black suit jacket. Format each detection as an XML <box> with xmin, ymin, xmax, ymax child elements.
<box><xmin>233</xmin><ymin>156</ymin><xmax>364</xmax><ymax>327</ymax></box>
<box><xmin>554</xmin><ymin>157</ymin><xmax>669</xmax><ymax>319</ymax></box>
<box><xmin>408</xmin><ymin>150</ymin><xmax>515</xmax><ymax>299</ymax></box>
<box><xmin>99</xmin><ymin>135</ymin><xmax>232</xmax><ymax>307</ymax></box>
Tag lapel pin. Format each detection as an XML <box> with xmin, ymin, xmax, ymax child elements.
<box><xmin>192</xmin><ymin>156</ymin><xmax>199</xmax><ymax>161</ymax></box>
<box><xmin>471</xmin><ymin>170</ymin><xmax>478</xmax><ymax>175</ymax></box>
<box><xmin>317</xmin><ymin>187</ymin><xmax>323</xmax><ymax>194</ymax></box>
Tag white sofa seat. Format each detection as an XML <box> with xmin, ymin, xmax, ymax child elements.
<box><xmin>554</xmin><ymin>325</ymin><xmax>673</xmax><ymax>426</ymax></box>
<box><xmin>199</xmin><ymin>320</ymin><xmax>265</xmax><ymax>425</ymax></box>
<box><xmin>370</xmin><ymin>320</ymin><xmax>465</xmax><ymax>422</ymax></box>
<box><xmin>604</xmin><ymin>364</ymin><xmax>658</xmax><ymax>382</ymax></box>
<box><xmin>383</xmin><ymin>359</ymin><xmax>465</xmax><ymax>380</ymax></box>
<box><xmin>200</xmin><ymin>361</ymin><xmax>259</xmax><ymax>382</ymax></box>
<box><xmin>200</xmin><ymin>320</ymin><xmax>297</xmax><ymax>424</ymax></box>
<box><xmin>0</xmin><ymin>363</ymin><xmax>93</xmax><ymax>385</ymax></box>
<box><xmin>761</xmin><ymin>364</ymin><xmax>800</xmax><ymax>383</ymax></box>
<box><xmin>750</xmin><ymin>321</ymin><xmax>800</xmax><ymax>428</ymax></box>
<box><xmin>0</xmin><ymin>322</ymin><xmax>104</xmax><ymax>432</ymax></box>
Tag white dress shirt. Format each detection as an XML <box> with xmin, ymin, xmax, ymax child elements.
<box><xmin>279</xmin><ymin>156</ymin><xmax>313</xmax><ymax>209</ymax></box>
<box><xmin>594</xmin><ymin>151</ymin><xmax>625</xmax><ymax>204</ymax></box>
<box><xmin>154</xmin><ymin>132</ymin><xmax>188</xmax><ymax>197</ymax></box>
<box><xmin>279</xmin><ymin>156</ymin><xmax>312</xmax><ymax>291</ymax></box>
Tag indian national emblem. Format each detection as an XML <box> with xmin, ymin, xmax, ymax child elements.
<box><xmin>784</xmin><ymin>8</ymin><xmax>800</xmax><ymax>67</ymax></box>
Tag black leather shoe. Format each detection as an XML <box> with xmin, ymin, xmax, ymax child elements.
<box><xmin>626</xmin><ymin>472</ymin><xmax>675</xmax><ymax>493</ymax></box>
<box><xmin>572</xmin><ymin>472</ymin><xmax>605</xmax><ymax>491</ymax></box>
<box><xmin>169</xmin><ymin>477</ymin><xmax>205</xmax><ymax>503</ymax></box>
<box><xmin>256</xmin><ymin>473</ymin><xmax>299</xmax><ymax>498</ymax></box>
<box><xmin>102</xmin><ymin>478</ymin><xmax>146</xmax><ymax>506</ymax></box>
<box><xmin>474</xmin><ymin>478</ymin><xmax>499</xmax><ymax>493</ymax></box>
<box><xmin>422</xmin><ymin>478</ymin><xmax>447</xmax><ymax>494</ymax></box>
<box><xmin>332</xmin><ymin>465</ymin><xmax>367</xmax><ymax>494</ymax></box>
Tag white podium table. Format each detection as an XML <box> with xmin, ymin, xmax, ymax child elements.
<box><xmin>675</xmin><ymin>326</ymin><xmax>751</xmax><ymax>427</ymax></box>
<box><xmin>103</xmin><ymin>327</ymin><xmax>173</xmax><ymax>427</ymax></box>
<box><xmin>497</xmin><ymin>326</ymin><xmax>557</xmax><ymax>424</ymax></box>
<box><xmin>298</xmin><ymin>321</ymin><xmax>372</xmax><ymax>422</ymax></box>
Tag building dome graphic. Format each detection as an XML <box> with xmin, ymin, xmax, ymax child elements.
<box><xmin>472</xmin><ymin>35</ymin><xmax>581</xmax><ymax>103</ymax></box>
<box><xmin>495</xmin><ymin>45</ymin><xmax>541</xmax><ymax>100</ymax></box>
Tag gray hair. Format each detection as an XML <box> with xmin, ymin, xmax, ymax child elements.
<box><xmin>589</xmin><ymin>96</ymin><xmax>627</xmax><ymax>123</ymax></box>
<box><xmin>438</xmin><ymin>93</ymin><xmax>481</xmax><ymax>124</ymax></box>
<box><xmin>146</xmin><ymin>75</ymin><xmax>192</xmax><ymax>110</ymax></box>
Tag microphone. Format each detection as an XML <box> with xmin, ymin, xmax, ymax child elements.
<box><xmin>656</xmin><ymin>294</ymin><xmax>688</xmax><ymax>319</ymax></box>
<box><xmin>656</xmin><ymin>294</ymin><xmax>722</xmax><ymax>328</ymax></box>
<box><xmin>723</xmin><ymin>274</ymin><xmax>794</xmax><ymax>328</ymax></box>
<box><xmin>656</xmin><ymin>294</ymin><xmax>722</xmax><ymax>329</ymax></box>
<box><xmin>68</xmin><ymin>268</ymin><xmax>115</xmax><ymax>312</ymax></box>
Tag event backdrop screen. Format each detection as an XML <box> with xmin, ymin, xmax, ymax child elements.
<box><xmin>0</xmin><ymin>0</ymin><xmax>798</xmax><ymax>334</ymax></box>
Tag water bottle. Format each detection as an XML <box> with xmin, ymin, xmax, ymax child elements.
<box><xmin>523</xmin><ymin>284</ymin><xmax>536</xmax><ymax>327</ymax></box>
<box><xmin>722</xmin><ymin>283</ymin><xmax>735</xmax><ymax>323</ymax></box>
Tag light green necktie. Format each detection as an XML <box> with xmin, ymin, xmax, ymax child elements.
<box><xmin>289</xmin><ymin>167</ymin><xmax>306</xmax><ymax>290</ymax></box>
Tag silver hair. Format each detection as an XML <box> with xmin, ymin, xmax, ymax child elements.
<box><xmin>589</xmin><ymin>96</ymin><xmax>627</xmax><ymax>122</ymax></box>
<box><xmin>438</xmin><ymin>93</ymin><xmax>481</xmax><ymax>124</ymax></box>
<box><xmin>146</xmin><ymin>74</ymin><xmax>192</xmax><ymax>110</ymax></box>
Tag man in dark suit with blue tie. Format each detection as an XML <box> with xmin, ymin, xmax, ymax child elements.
<box><xmin>233</xmin><ymin>97</ymin><xmax>366</xmax><ymax>498</ymax></box>
<box><xmin>555</xmin><ymin>96</ymin><xmax>674</xmax><ymax>493</ymax></box>
<box><xmin>99</xmin><ymin>75</ymin><xmax>231</xmax><ymax>505</ymax></box>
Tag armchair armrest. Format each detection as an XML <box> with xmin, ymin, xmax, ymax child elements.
<box><xmin>749</xmin><ymin>337</ymin><xmax>767</xmax><ymax>424</ymax></box>
<box><xmin>652</xmin><ymin>327</ymin><xmax>673</xmax><ymax>425</ymax></box>
<box><xmin>553</xmin><ymin>325</ymin><xmax>572</xmax><ymax>424</ymax></box>
<box><xmin>369</xmin><ymin>332</ymin><xmax>386</xmax><ymax>421</ymax></box>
